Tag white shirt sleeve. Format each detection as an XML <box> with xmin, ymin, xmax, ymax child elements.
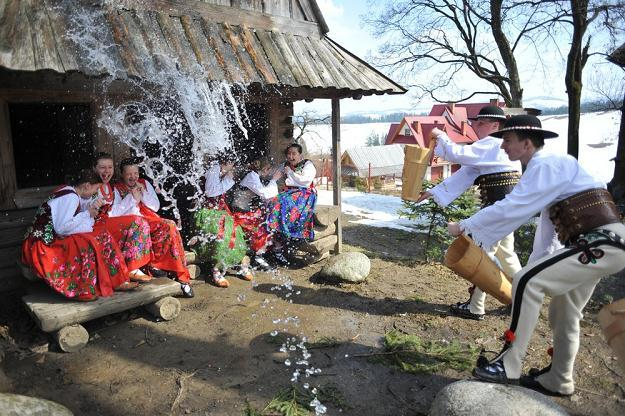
<box><xmin>459</xmin><ymin>160</ymin><xmax>567</xmax><ymax>250</ymax></box>
<box><xmin>240</xmin><ymin>171</ymin><xmax>279</xmax><ymax>201</ymax></box>
<box><xmin>204</xmin><ymin>163</ymin><xmax>235</xmax><ymax>197</ymax></box>
<box><xmin>50</xmin><ymin>193</ymin><xmax>94</xmax><ymax>236</ymax></box>
<box><xmin>527</xmin><ymin>209</ymin><xmax>564</xmax><ymax>264</ymax></box>
<box><xmin>142</xmin><ymin>181</ymin><xmax>160</xmax><ymax>212</ymax></box>
<box><xmin>285</xmin><ymin>161</ymin><xmax>316</xmax><ymax>187</ymax></box>
<box><xmin>434</xmin><ymin>132</ymin><xmax>492</xmax><ymax>166</ymax></box>
<box><xmin>429</xmin><ymin>166</ymin><xmax>479</xmax><ymax>207</ymax></box>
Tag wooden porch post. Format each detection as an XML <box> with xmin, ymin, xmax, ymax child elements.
<box><xmin>331</xmin><ymin>98</ymin><xmax>342</xmax><ymax>253</ymax></box>
<box><xmin>0</xmin><ymin>99</ymin><xmax>17</xmax><ymax>209</ymax></box>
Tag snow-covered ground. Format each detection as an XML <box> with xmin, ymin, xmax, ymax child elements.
<box><xmin>317</xmin><ymin>189</ymin><xmax>419</xmax><ymax>232</ymax></box>
<box><xmin>310</xmin><ymin>111</ymin><xmax>622</xmax><ymax>231</ymax></box>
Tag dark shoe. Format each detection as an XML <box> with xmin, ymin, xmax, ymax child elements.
<box><xmin>520</xmin><ymin>373</ymin><xmax>572</xmax><ymax>397</ymax></box>
<box><xmin>147</xmin><ymin>267</ymin><xmax>168</xmax><ymax>278</ymax></box>
<box><xmin>180</xmin><ymin>283</ymin><xmax>194</xmax><ymax>298</ymax></box>
<box><xmin>528</xmin><ymin>363</ymin><xmax>552</xmax><ymax>378</ymax></box>
<box><xmin>450</xmin><ymin>301</ymin><xmax>485</xmax><ymax>321</ymax></box>
<box><xmin>473</xmin><ymin>359</ymin><xmax>518</xmax><ymax>385</ymax></box>
<box><xmin>253</xmin><ymin>255</ymin><xmax>274</xmax><ymax>272</ymax></box>
<box><xmin>272</xmin><ymin>251</ymin><xmax>290</xmax><ymax>266</ymax></box>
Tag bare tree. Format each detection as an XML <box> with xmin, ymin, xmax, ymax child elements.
<box><xmin>608</xmin><ymin>43</ymin><xmax>625</xmax><ymax>215</ymax></box>
<box><xmin>293</xmin><ymin>110</ymin><xmax>330</xmax><ymax>142</ymax></box>
<box><xmin>366</xmin><ymin>0</ymin><xmax>567</xmax><ymax>107</ymax></box>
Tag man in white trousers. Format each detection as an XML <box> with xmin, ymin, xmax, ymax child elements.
<box><xmin>419</xmin><ymin>105</ymin><xmax>523</xmax><ymax>320</ymax></box>
<box><xmin>448</xmin><ymin>114</ymin><xmax>625</xmax><ymax>396</ymax></box>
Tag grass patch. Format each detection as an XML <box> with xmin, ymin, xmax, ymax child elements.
<box><xmin>372</xmin><ymin>330</ymin><xmax>479</xmax><ymax>374</ymax></box>
<box><xmin>243</xmin><ymin>384</ymin><xmax>349</xmax><ymax>416</ymax></box>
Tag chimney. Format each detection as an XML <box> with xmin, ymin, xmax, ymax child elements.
<box><xmin>448</xmin><ymin>102</ymin><xmax>456</xmax><ymax>113</ymax></box>
<box><xmin>461</xmin><ymin>121</ymin><xmax>467</xmax><ymax>135</ymax></box>
<box><xmin>414</xmin><ymin>121</ymin><xmax>421</xmax><ymax>134</ymax></box>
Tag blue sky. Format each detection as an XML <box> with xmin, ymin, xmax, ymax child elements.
<box><xmin>297</xmin><ymin>0</ymin><xmax>621</xmax><ymax>116</ymax></box>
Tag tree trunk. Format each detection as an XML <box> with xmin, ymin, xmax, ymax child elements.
<box><xmin>608</xmin><ymin>91</ymin><xmax>625</xmax><ymax>216</ymax></box>
<box><xmin>490</xmin><ymin>0</ymin><xmax>523</xmax><ymax>107</ymax></box>
<box><xmin>565</xmin><ymin>0</ymin><xmax>590</xmax><ymax>159</ymax></box>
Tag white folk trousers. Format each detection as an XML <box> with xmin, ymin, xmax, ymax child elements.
<box><xmin>501</xmin><ymin>222</ymin><xmax>625</xmax><ymax>394</ymax></box>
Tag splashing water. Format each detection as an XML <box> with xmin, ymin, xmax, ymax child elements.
<box><xmin>63</xmin><ymin>0</ymin><xmax>249</xmax><ymax>222</ymax></box>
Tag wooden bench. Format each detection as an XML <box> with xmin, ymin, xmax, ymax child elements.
<box><xmin>22</xmin><ymin>278</ymin><xmax>183</xmax><ymax>352</ymax></box>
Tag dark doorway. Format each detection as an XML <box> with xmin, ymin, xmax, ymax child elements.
<box><xmin>9</xmin><ymin>103</ymin><xmax>94</xmax><ymax>188</ymax></box>
<box><xmin>230</xmin><ymin>103</ymin><xmax>268</xmax><ymax>163</ymax></box>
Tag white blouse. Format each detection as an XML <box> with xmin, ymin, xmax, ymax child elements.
<box><xmin>240</xmin><ymin>171</ymin><xmax>278</xmax><ymax>200</ymax></box>
<box><xmin>49</xmin><ymin>186</ymin><xmax>94</xmax><ymax>236</ymax></box>
<box><xmin>430</xmin><ymin>133</ymin><xmax>521</xmax><ymax>207</ymax></box>
<box><xmin>204</xmin><ymin>162</ymin><xmax>235</xmax><ymax>198</ymax></box>
<box><xmin>459</xmin><ymin>150</ymin><xmax>606</xmax><ymax>257</ymax></box>
<box><xmin>114</xmin><ymin>180</ymin><xmax>160</xmax><ymax>216</ymax></box>
<box><xmin>285</xmin><ymin>160</ymin><xmax>316</xmax><ymax>188</ymax></box>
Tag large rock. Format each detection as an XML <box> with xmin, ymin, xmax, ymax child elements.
<box><xmin>0</xmin><ymin>393</ymin><xmax>73</xmax><ymax>415</ymax></box>
<box><xmin>320</xmin><ymin>252</ymin><xmax>370</xmax><ymax>283</ymax></box>
<box><xmin>429</xmin><ymin>381</ymin><xmax>569</xmax><ymax>416</ymax></box>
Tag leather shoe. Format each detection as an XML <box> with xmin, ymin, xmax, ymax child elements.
<box><xmin>520</xmin><ymin>373</ymin><xmax>572</xmax><ymax>397</ymax></box>
<box><xmin>473</xmin><ymin>359</ymin><xmax>518</xmax><ymax>385</ymax></box>
<box><xmin>180</xmin><ymin>283</ymin><xmax>194</xmax><ymax>298</ymax></box>
<box><xmin>450</xmin><ymin>301</ymin><xmax>485</xmax><ymax>321</ymax></box>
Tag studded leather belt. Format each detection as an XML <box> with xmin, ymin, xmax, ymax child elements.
<box><xmin>474</xmin><ymin>171</ymin><xmax>521</xmax><ymax>207</ymax></box>
<box><xmin>549</xmin><ymin>188</ymin><xmax>621</xmax><ymax>244</ymax></box>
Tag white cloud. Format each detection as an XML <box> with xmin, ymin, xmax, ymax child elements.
<box><xmin>316</xmin><ymin>0</ymin><xmax>344</xmax><ymax>18</ymax></box>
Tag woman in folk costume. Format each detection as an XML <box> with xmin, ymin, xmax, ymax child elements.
<box><xmin>203</xmin><ymin>151</ymin><xmax>236</xmax><ymax>209</ymax></box>
<box><xmin>93</xmin><ymin>153</ymin><xmax>153</xmax><ymax>283</ymax></box>
<box><xmin>193</xmin><ymin>152</ymin><xmax>250</xmax><ymax>288</ymax></box>
<box><xmin>418</xmin><ymin>105</ymin><xmax>523</xmax><ymax>321</ymax></box>
<box><xmin>266</xmin><ymin>143</ymin><xmax>317</xmax><ymax>264</ymax></box>
<box><xmin>447</xmin><ymin>115</ymin><xmax>625</xmax><ymax>396</ymax></box>
<box><xmin>22</xmin><ymin>170</ymin><xmax>137</xmax><ymax>302</ymax></box>
<box><xmin>113</xmin><ymin>158</ymin><xmax>194</xmax><ymax>298</ymax></box>
<box><xmin>231</xmin><ymin>157</ymin><xmax>282</xmax><ymax>272</ymax></box>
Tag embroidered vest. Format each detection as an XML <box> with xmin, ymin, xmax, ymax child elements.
<box><xmin>25</xmin><ymin>187</ymin><xmax>78</xmax><ymax>245</ymax></box>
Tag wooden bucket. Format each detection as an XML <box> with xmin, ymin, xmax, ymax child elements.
<box><xmin>598</xmin><ymin>298</ymin><xmax>625</xmax><ymax>372</ymax></box>
<box><xmin>402</xmin><ymin>145</ymin><xmax>432</xmax><ymax>201</ymax></box>
<box><xmin>444</xmin><ymin>235</ymin><xmax>512</xmax><ymax>305</ymax></box>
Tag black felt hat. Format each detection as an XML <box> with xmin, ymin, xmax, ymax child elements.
<box><xmin>490</xmin><ymin>114</ymin><xmax>558</xmax><ymax>139</ymax></box>
<box><xmin>469</xmin><ymin>105</ymin><xmax>506</xmax><ymax>121</ymax></box>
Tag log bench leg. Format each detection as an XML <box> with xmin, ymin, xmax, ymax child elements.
<box><xmin>54</xmin><ymin>324</ymin><xmax>89</xmax><ymax>353</ymax></box>
<box><xmin>144</xmin><ymin>296</ymin><xmax>181</xmax><ymax>321</ymax></box>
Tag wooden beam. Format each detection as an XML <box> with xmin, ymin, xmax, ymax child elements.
<box><xmin>331</xmin><ymin>97</ymin><xmax>342</xmax><ymax>253</ymax></box>
<box><xmin>0</xmin><ymin>99</ymin><xmax>17</xmax><ymax>209</ymax></box>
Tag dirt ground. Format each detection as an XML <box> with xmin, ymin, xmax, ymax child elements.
<box><xmin>1</xmin><ymin>215</ymin><xmax>625</xmax><ymax>416</ymax></box>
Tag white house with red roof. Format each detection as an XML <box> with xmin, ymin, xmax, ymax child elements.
<box><xmin>385</xmin><ymin>100</ymin><xmax>506</xmax><ymax>181</ymax></box>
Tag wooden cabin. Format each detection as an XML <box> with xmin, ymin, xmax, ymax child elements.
<box><xmin>0</xmin><ymin>0</ymin><xmax>405</xmax><ymax>291</ymax></box>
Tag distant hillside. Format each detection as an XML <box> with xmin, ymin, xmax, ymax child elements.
<box><xmin>297</xmin><ymin>99</ymin><xmax>619</xmax><ymax>124</ymax></box>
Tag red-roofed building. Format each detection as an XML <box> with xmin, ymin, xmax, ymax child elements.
<box><xmin>385</xmin><ymin>100</ymin><xmax>506</xmax><ymax>181</ymax></box>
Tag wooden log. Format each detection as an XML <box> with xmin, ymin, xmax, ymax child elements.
<box><xmin>144</xmin><ymin>296</ymin><xmax>181</xmax><ymax>321</ymax></box>
<box><xmin>313</xmin><ymin>205</ymin><xmax>340</xmax><ymax>228</ymax></box>
<box><xmin>299</xmin><ymin>235</ymin><xmax>338</xmax><ymax>255</ymax></box>
<box><xmin>184</xmin><ymin>251</ymin><xmax>197</xmax><ymax>265</ymax></box>
<box><xmin>22</xmin><ymin>278</ymin><xmax>181</xmax><ymax>333</ymax></box>
<box><xmin>313</xmin><ymin>222</ymin><xmax>335</xmax><ymax>240</ymax></box>
<box><xmin>54</xmin><ymin>324</ymin><xmax>89</xmax><ymax>353</ymax></box>
<box><xmin>0</xmin><ymin>265</ymin><xmax>23</xmax><ymax>292</ymax></box>
<box><xmin>187</xmin><ymin>264</ymin><xmax>200</xmax><ymax>280</ymax></box>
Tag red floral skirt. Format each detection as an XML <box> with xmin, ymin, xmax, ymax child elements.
<box><xmin>232</xmin><ymin>208</ymin><xmax>272</xmax><ymax>254</ymax></box>
<box><xmin>99</xmin><ymin>215</ymin><xmax>152</xmax><ymax>271</ymax></box>
<box><xmin>22</xmin><ymin>226</ymin><xmax>129</xmax><ymax>299</ymax></box>
<box><xmin>145</xmin><ymin>216</ymin><xmax>190</xmax><ymax>283</ymax></box>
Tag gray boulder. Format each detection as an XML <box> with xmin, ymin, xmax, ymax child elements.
<box><xmin>429</xmin><ymin>381</ymin><xmax>568</xmax><ymax>416</ymax></box>
<box><xmin>320</xmin><ymin>252</ymin><xmax>370</xmax><ymax>283</ymax></box>
<box><xmin>0</xmin><ymin>393</ymin><xmax>73</xmax><ymax>416</ymax></box>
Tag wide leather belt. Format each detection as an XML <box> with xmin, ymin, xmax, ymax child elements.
<box><xmin>474</xmin><ymin>171</ymin><xmax>521</xmax><ymax>207</ymax></box>
<box><xmin>549</xmin><ymin>188</ymin><xmax>621</xmax><ymax>244</ymax></box>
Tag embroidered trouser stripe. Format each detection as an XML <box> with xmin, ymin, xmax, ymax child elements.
<box><xmin>499</xmin><ymin>223</ymin><xmax>625</xmax><ymax>392</ymax></box>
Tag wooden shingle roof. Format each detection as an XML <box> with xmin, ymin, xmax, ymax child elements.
<box><xmin>0</xmin><ymin>0</ymin><xmax>406</xmax><ymax>97</ymax></box>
